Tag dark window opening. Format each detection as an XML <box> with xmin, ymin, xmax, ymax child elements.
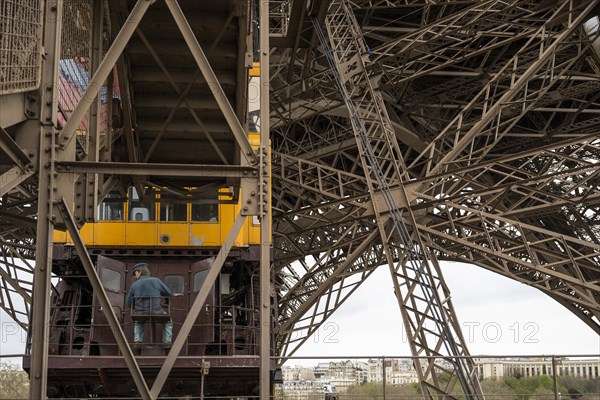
<box><xmin>101</xmin><ymin>268</ymin><xmax>121</xmax><ymax>293</ymax></box>
<box><xmin>164</xmin><ymin>275</ymin><xmax>184</xmax><ymax>295</ymax></box>
<box><xmin>75</xmin><ymin>287</ymin><xmax>93</xmax><ymax>325</ymax></box>
<box><xmin>160</xmin><ymin>203</ymin><xmax>187</xmax><ymax>222</ymax></box>
<box><xmin>128</xmin><ymin>187</ymin><xmax>155</xmax><ymax>221</ymax></box>
<box><xmin>97</xmin><ymin>191</ymin><xmax>124</xmax><ymax>221</ymax></box>
<box><xmin>192</xmin><ymin>204</ymin><xmax>218</xmax><ymax>222</ymax></box>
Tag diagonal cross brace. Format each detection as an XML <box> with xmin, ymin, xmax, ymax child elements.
<box><xmin>0</xmin><ymin>126</ymin><xmax>32</xmax><ymax>171</ymax></box>
<box><xmin>58</xmin><ymin>198</ymin><xmax>152</xmax><ymax>400</ymax></box>
<box><xmin>150</xmin><ymin>211</ymin><xmax>247</xmax><ymax>398</ymax></box>
<box><xmin>165</xmin><ymin>0</ymin><xmax>257</xmax><ymax>166</ymax></box>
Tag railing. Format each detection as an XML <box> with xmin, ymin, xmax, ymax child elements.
<box><xmin>130</xmin><ymin>295</ymin><xmax>171</xmax><ymax>318</ymax></box>
<box><xmin>41</xmin><ymin>302</ymin><xmax>261</xmax><ymax>357</ymax></box>
<box><xmin>0</xmin><ymin>0</ymin><xmax>44</xmax><ymax>94</ymax></box>
<box><xmin>3</xmin><ymin>353</ymin><xmax>598</xmax><ymax>399</ymax></box>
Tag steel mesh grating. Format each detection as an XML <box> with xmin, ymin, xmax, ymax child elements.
<box><xmin>0</xmin><ymin>0</ymin><xmax>43</xmax><ymax>94</ymax></box>
<box><xmin>58</xmin><ymin>0</ymin><xmax>117</xmax><ymax>157</ymax></box>
<box><xmin>59</xmin><ymin>0</ymin><xmax>92</xmax><ymax>137</ymax></box>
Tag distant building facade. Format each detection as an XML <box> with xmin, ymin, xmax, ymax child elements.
<box><xmin>280</xmin><ymin>357</ymin><xmax>599</xmax><ymax>399</ymax></box>
<box><xmin>281</xmin><ymin>358</ymin><xmax>421</xmax><ymax>397</ymax></box>
<box><xmin>475</xmin><ymin>358</ymin><xmax>600</xmax><ymax>380</ymax></box>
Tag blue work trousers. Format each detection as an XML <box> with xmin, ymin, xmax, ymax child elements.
<box><xmin>134</xmin><ymin>318</ymin><xmax>173</xmax><ymax>343</ymax></box>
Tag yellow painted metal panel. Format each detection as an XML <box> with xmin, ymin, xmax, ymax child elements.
<box><xmin>157</xmin><ymin>223</ymin><xmax>188</xmax><ymax>246</ymax></box>
<box><xmin>79</xmin><ymin>223</ymin><xmax>94</xmax><ymax>244</ymax></box>
<box><xmin>231</xmin><ymin>202</ymin><xmax>248</xmax><ymax>247</ymax></box>
<box><xmin>53</xmin><ymin>230</ymin><xmax>68</xmax><ymax>243</ymax></box>
<box><xmin>190</xmin><ymin>222</ymin><xmax>221</xmax><ymax>247</ymax></box>
<box><xmin>52</xmin><ymin>188</ymin><xmax>266</xmax><ymax>248</ymax></box>
<box><xmin>216</xmin><ymin>203</ymin><xmax>235</xmax><ymax>246</ymax></box>
<box><xmin>91</xmin><ymin>222</ymin><xmax>126</xmax><ymax>246</ymax></box>
<box><xmin>248</xmin><ymin>219</ymin><xmax>260</xmax><ymax>244</ymax></box>
<box><xmin>249</xmin><ymin>62</ymin><xmax>260</xmax><ymax>77</ymax></box>
<box><xmin>125</xmin><ymin>222</ymin><xmax>157</xmax><ymax>246</ymax></box>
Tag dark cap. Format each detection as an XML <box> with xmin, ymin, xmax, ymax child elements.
<box><xmin>132</xmin><ymin>263</ymin><xmax>149</xmax><ymax>273</ymax></box>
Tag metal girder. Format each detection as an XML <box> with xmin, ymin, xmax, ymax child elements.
<box><xmin>270</xmin><ymin>0</ymin><xmax>600</xmax><ymax>367</ymax></box>
<box><xmin>0</xmin><ymin>127</ymin><xmax>32</xmax><ymax>171</ymax></box>
<box><xmin>412</xmin><ymin>136</ymin><xmax>600</xmax><ymax>216</ymax></box>
<box><xmin>269</xmin><ymin>0</ymin><xmax>553</xmax><ymax>129</ymax></box>
<box><xmin>0</xmin><ymin>167</ymin><xmax>34</xmax><ymax>198</ymax></box>
<box><xmin>1</xmin><ymin>1</ymin><xmax>259</xmax><ymax>398</ymax></box>
<box><xmin>135</xmin><ymin>29</ymin><xmax>230</xmax><ymax>165</ymax></box>
<box><xmin>78</xmin><ymin>0</ymin><xmax>105</xmax><ymax>223</ymax></box>
<box><xmin>0</xmin><ymin>252</ymin><xmax>33</xmax><ymax>325</ymax></box>
<box><xmin>28</xmin><ymin>0</ymin><xmax>62</xmax><ymax>396</ymax></box>
<box><xmin>259</xmin><ymin>0</ymin><xmax>272</xmax><ymax>395</ymax></box>
<box><xmin>278</xmin><ymin>229</ymin><xmax>379</xmax><ymax>328</ymax></box>
<box><xmin>113</xmin><ymin>47</ymin><xmax>140</xmax><ymax>165</ymax></box>
<box><xmin>272</xmin><ymin>126</ymin><xmax>600</xmax><ymax>338</ymax></box>
<box><xmin>276</xmin><ymin>231</ymin><xmax>383</xmax><ymax>360</ymax></box>
<box><xmin>2</xmin><ymin>1</ymin><xmax>600</xmax><ymax>399</ymax></box>
<box><xmin>315</xmin><ymin>1</ymin><xmax>485</xmax><ymax>398</ymax></box>
<box><xmin>273</xmin><ymin>152</ymin><xmax>368</xmax><ymax>202</ymax></box>
<box><xmin>370</xmin><ymin>0</ymin><xmax>544</xmax><ymax>87</ymax></box>
<box><xmin>55</xmin><ymin>161</ymin><xmax>257</xmax><ymax>178</ymax></box>
<box><xmin>409</xmin><ymin>0</ymin><xmax>600</xmax><ymax>177</ymax></box>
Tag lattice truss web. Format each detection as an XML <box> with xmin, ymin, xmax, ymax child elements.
<box><xmin>0</xmin><ymin>0</ymin><xmax>43</xmax><ymax>94</ymax></box>
<box><xmin>0</xmin><ymin>152</ymin><xmax>37</xmax><ymax>330</ymax></box>
<box><xmin>0</xmin><ymin>237</ymin><xmax>33</xmax><ymax>330</ymax></box>
<box><xmin>270</xmin><ymin>0</ymin><xmax>600</xmax><ymax>360</ymax></box>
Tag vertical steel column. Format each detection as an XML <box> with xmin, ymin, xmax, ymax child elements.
<box><xmin>552</xmin><ymin>356</ymin><xmax>559</xmax><ymax>400</ymax></box>
<box><xmin>259</xmin><ymin>0</ymin><xmax>272</xmax><ymax>397</ymax></box>
<box><xmin>82</xmin><ymin>0</ymin><xmax>105</xmax><ymax>222</ymax></box>
<box><xmin>29</xmin><ymin>1</ymin><xmax>62</xmax><ymax>398</ymax></box>
<box><xmin>87</xmin><ymin>0</ymin><xmax>103</xmax><ymax>159</ymax></box>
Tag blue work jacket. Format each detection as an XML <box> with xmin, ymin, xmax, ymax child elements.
<box><xmin>125</xmin><ymin>275</ymin><xmax>173</xmax><ymax>314</ymax></box>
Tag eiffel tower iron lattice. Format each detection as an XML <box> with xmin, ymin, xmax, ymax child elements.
<box><xmin>1</xmin><ymin>0</ymin><xmax>600</xmax><ymax>399</ymax></box>
<box><xmin>311</xmin><ymin>1</ymin><xmax>483</xmax><ymax>398</ymax></box>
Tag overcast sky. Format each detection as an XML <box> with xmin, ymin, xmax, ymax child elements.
<box><xmin>2</xmin><ymin>261</ymin><xmax>598</xmax><ymax>366</ymax></box>
<box><xmin>290</xmin><ymin>261</ymin><xmax>599</xmax><ymax>363</ymax></box>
